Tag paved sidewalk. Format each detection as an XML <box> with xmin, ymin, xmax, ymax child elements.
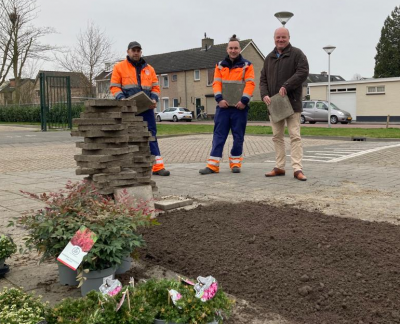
<box><xmin>1</xmin><ymin>129</ymin><xmax>400</xmax><ymax>309</ymax></box>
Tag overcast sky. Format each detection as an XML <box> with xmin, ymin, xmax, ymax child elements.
<box><xmin>34</xmin><ymin>0</ymin><xmax>399</xmax><ymax>81</ymax></box>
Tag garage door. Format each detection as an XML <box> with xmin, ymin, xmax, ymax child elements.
<box><xmin>331</xmin><ymin>92</ymin><xmax>357</xmax><ymax>121</ymax></box>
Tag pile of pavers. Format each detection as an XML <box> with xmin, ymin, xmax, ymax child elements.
<box><xmin>71</xmin><ymin>99</ymin><xmax>156</xmax><ymax>195</ymax></box>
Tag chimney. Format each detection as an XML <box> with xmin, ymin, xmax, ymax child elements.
<box><xmin>9</xmin><ymin>78</ymin><xmax>15</xmax><ymax>87</ymax></box>
<box><xmin>320</xmin><ymin>71</ymin><xmax>328</xmax><ymax>76</ymax></box>
<box><xmin>202</xmin><ymin>33</ymin><xmax>214</xmax><ymax>50</ymax></box>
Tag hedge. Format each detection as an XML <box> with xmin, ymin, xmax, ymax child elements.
<box><xmin>248</xmin><ymin>101</ymin><xmax>269</xmax><ymax>121</ymax></box>
<box><xmin>0</xmin><ymin>103</ymin><xmax>85</xmax><ymax>123</ymax></box>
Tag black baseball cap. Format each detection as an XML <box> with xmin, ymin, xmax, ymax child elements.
<box><xmin>127</xmin><ymin>41</ymin><xmax>142</xmax><ymax>50</ymax></box>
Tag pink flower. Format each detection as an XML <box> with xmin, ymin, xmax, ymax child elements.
<box><xmin>108</xmin><ymin>286</ymin><xmax>122</xmax><ymax>296</ymax></box>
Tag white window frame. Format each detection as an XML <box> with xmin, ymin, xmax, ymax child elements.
<box><xmin>162</xmin><ymin>97</ymin><xmax>169</xmax><ymax>110</ymax></box>
<box><xmin>161</xmin><ymin>74</ymin><xmax>169</xmax><ymax>88</ymax></box>
<box><xmin>367</xmin><ymin>85</ymin><xmax>385</xmax><ymax>95</ymax></box>
<box><xmin>207</xmin><ymin>68</ymin><xmax>214</xmax><ymax>86</ymax></box>
<box><xmin>194</xmin><ymin>70</ymin><xmax>200</xmax><ymax>81</ymax></box>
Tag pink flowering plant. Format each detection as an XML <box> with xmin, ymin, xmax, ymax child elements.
<box><xmin>15</xmin><ymin>180</ymin><xmax>157</xmax><ymax>271</ymax></box>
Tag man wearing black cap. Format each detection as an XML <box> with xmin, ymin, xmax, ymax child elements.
<box><xmin>110</xmin><ymin>41</ymin><xmax>170</xmax><ymax>176</ymax></box>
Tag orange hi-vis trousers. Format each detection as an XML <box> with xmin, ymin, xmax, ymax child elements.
<box><xmin>152</xmin><ymin>156</ymin><xmax>165</xmax><ymax>172</ymax></box>
<box><xmin>229</xmin><ymin>155</ymin><xmax>243</xmax><ymax>169</ymax></box>
<box><xmin>206</xmin><ymin>156</ymin><xmax>221</xmax><ymax>173</ymax></box>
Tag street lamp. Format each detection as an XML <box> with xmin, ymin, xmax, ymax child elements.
<box><xmin>274</xmin><ymin>11</ymin><xmax>294</xmax><ymax>27</ymax></box>
<box><xmin>323</xmin><ymin>45</ymin><xmax>336</xmax><ymax>128</ymax></box>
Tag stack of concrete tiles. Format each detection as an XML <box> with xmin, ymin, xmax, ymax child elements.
<box><xmin>71</xmin><ymin>99</ymin><xmax>157</xmax><ymax>195</ymax></box>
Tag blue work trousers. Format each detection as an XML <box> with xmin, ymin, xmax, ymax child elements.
<box><xmin>210</xmin><ymin>106</ymin><xmax>248</xmax><ymax>157</ymax></box>
<box><xmin>138</xmin><ymin>109</ymin><xmax>161</xmax><ymax>156</ymax></box>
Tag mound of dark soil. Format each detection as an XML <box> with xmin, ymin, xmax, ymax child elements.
<box><xmin>139</xmin><ymin>202</ymin><xmax>400</xmax><ymax>324</ymax></box>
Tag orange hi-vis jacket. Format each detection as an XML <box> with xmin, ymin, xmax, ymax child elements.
<box><xmin>109</xmin><ymin>57</ymin><xmax>160</xmax><ymax>101</ymax></box>
<box><xmin>213</xmin><ymin>54</ymin><xmax>255</xmax><ymax>106</ymax></box>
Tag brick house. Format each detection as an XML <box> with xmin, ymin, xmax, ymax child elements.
<box><xmin>95</xmin><ymin>36</ymin><xmax>265</xmax><ymax>117</ymax></box>
<box><xmin>0</xmin><ymin>78</ymin><xmax>35</xmax><ymax>105</ymax></box>
<box><xmin>32</xmin><ymin>71</ymin><xmax>93</xmax><ymax>103</ymax></box>
<box><xmin>303</xmin><ymin>72</ymin><xmax>346</xmax><ymax>99</ymax></box>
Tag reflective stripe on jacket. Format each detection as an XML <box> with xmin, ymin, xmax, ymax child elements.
<box><xmin>110</xmin><ymin>57</ymin><xmax>160</xmax><ymax>101</ymax></box>
<box><xmin>212</xmin><ymin>54</ymin><xmax>255</xmax><ymax>106</ymax></box>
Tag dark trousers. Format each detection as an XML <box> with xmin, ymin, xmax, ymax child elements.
<box><xmin>210</xmin><ymin>106</ymin><xmax>248</xmax><ymax>157</ymax></box>
<box><xmin>138</xmin><ymin>109</ymin><xmax>161</xmax><ymax>156</ymax></box>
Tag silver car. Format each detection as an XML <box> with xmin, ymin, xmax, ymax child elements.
<box><xmin>301</xmin><ymin>100</ymin><xmax>352</xmax><ymax>124</ymax></box>
<box><xmin>156</xmin><ymin>107</ymin><xmax>192</xmax><ymax>122</ymax></box>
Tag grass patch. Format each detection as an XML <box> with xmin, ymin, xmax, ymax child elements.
<box><xmin>2</xmin><ymin>122</ymin><xmax>399</xmax><ymax>139</ymax></box>
<box><xmin>157</xmin><ymin>124</ymin><xmax>400</xmax><ymax>138</ymax></box>
<box><xmin>0</xmin><ymin>121</ymin><xmax>40</xmax><ymax>126</ymax></box>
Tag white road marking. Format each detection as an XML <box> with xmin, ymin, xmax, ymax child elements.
<box><xmin>264</xmin><ymin>143</ymin><xmax>400</xmax><ymax>163</ymax></box>
<box><xmin>327</xmin><ymin>143</ymin><xmax>400</xmax><ymax>163</ymax></box>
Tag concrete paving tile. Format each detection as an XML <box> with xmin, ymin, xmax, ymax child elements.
<box><xmin>29</xmin><ymin>285</ymin><xmax>81</xmax><ymax>307</ymax></box>
<box><xmin>4</xmin><ymin>202</ymin><xmax>45</xmax><ymax>213</ymax></box>
<box><xmin>0</xmin><ymin>192</ymin><xmax>24</xmax><ymax>201</ymax></box>
<box><xmin>5</xmin><ymin>262</ymin><xmax>58</xmax><ymax>291</ymax></box>
<box><xmin>0</xmin><ymin>278</ymin><xmax>17</xmax><ymax>290</ymax></box>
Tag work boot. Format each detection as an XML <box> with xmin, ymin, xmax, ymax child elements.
<box><xmin>199</xmin><ymin>167</ymin><xmax>216</xmax><ymax>175</ymax></box>
<box><xmin>152</xmin><ymin>168</ymin><xmax>170</xmax><ymax>176</ymax></box>
<box><xmin>231</xmin><ymin>167</ymin><xmax>241</xmax><ymax>173</ymax></box>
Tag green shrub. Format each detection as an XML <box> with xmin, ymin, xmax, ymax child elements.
<box><xmin>248</xmin><ymin>101</ymin><xmax>269</xmax><ymax>121</ymax></box>
<box><xmin>0</xmin><ymin>234</ymin><xmax>17</xmax><ymax>260</ymax></box>
<box><xmin>47</xmin><ymin>289</ymin><xmax>155</xmax><ymax>324</ymax></box>
<box><xmin>0</xmin><ymin>287</ymin><xmax>49</xmax><ymax>324</ymax></box>
<box><xmin>0</xmin><ymin>102</ymin><xmax>85</xmax><ymax>123</ymax></box>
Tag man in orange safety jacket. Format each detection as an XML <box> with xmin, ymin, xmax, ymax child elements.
<box><xmin>110</xmin><ymin>41</ymin><xmax>170</xmax><ymax>176</ymax></box>
<box><xmin>199</xmin><ymin>35</ymin><xmax>255</xmax><ymax>175</ymax></box>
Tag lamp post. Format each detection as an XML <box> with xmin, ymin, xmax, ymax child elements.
<box><xmin>323</xmin><ymin>45</ymin><xmax>336</xmax><ymax>128</ymax></box>
<box><xmin>274</xmin><ymin>11</ymin><xmax>294</xmax><ymax>27</ymax></box>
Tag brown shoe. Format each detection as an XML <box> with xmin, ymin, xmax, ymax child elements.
<box><xmin>294</xmin><ymin>170</ymin><xmax>307</xmax><ymax>181</ymax></box>
<box><xmin>265</xmin><ymin>168</ymin><xmax>285</xmax><ymax>177</ymax></box>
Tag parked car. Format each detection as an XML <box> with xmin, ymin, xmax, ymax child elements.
<box><xmin>156</xmin><ymin>107</ymin><xmax>192</xmax><ymax>122</ymax></box>
<box><xmin>301</xmin><ymin>100</ymin><xmax>352</xmax><ymax>124</ymax></box>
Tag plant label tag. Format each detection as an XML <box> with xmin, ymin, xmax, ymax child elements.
<box><xmin>102</xmin><ymin>274</ymin><xmax>115</xmax><ymax>285</ymax></box>
<box><xmin>115</xmin><ymin>289</ymin><xmax>128</xmax><ymax>312</ymax></box>
<box><xmin>99</xmin><ymin>278</ymin><xmax>122</xmax><ymax>296</ymax></box>
<box><xmin>194</xmin><ymin>276</ymin><xmax>218</xmax><ymax>302</ymax></box>
<box><xmin>168</xmin><ymin>289</ymin><xmax>182</xmax><ymax>308</ymax></box>
<box><xmin>56</xmin><ymin>226</ymin><xmax>98</xmax><ymax>271</ymax></box>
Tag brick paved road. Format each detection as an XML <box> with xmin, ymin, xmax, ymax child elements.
<box><xmin>0</xmin><ymin>134</ymin><xmax>344</xmax><ymax>173</ymax></box>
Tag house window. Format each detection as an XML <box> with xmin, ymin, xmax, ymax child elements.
<box><xmin>172</xmin><ymin>74</ymin><xmax>177</xmax><ymax>82</ymax></box>
<box><xmin>194</xmin><ymin>70</ymin><xmax>200</xmax><ymax>81</ymax></box>
<box><xmin>162</xmin><ymin>75</ymin><xmax>169</xmax><ymax>88</ymax></box>
<box><xmin>173</xmin><ymin>98</ymin><xmax>179</xmax><ymax>107</ymax></box>
<box><xmin>207</xmin><ymin>68</ymin><xmax>214</xmax><ymax>86</ymax></box>
<box><xmin>162</xmin><ymin>97</ymin><xmax>169</xmax><ymax>109</ymax></box>
<box><xmin>367</xmin><ymin>85</ymin><xmax>385</xmax><ymax>94</ymax></box>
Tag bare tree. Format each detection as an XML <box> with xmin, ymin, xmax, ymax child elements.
<box><xmin>55</xmin><ymin>21</ymin><xmax>116</xmax><ymax>97</ymax></box>
<box><xmin>351</xmin><ymin>73</ymin><xmax>363</xmax><ymax>81</ymax></box>
<box><xmin>0</xmin><ymin>0</ymin><xmax>55</xmax><ymax>103</ymax></box>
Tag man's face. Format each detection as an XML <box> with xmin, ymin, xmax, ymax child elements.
<box><xmin>227</xmin><ymin>41</ymin><xmax>241</xmax><ymax>60</ymax></box>
<box><xmin>127</xmin><ymin>47</ymin><xmax>142</xmax><ymax>61</ymax></box>
<box><xmin>274</xmin><ymin>28</ymin><xmax>290</xmax><ymax>52</ymax></box>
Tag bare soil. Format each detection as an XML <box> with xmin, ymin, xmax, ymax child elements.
<box><xmin>138</xmin><ymin>202</ymin><xmax>400</xmax><ymax>324</ymax></box>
